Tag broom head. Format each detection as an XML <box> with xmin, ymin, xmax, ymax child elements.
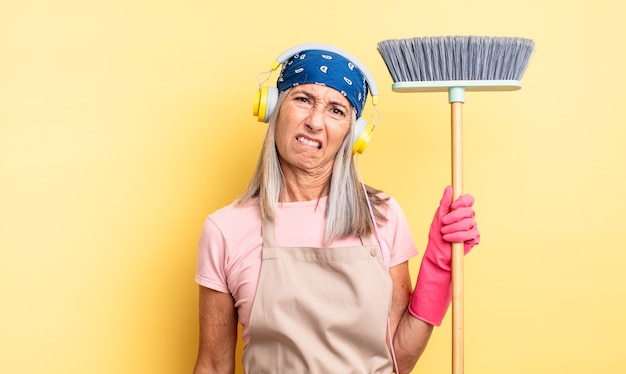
<box><xmin>377</xmin><ymin>36</ymin><xmax>535</xmax><ymax>92</ymax></box>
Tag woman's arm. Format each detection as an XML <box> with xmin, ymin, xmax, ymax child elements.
<box><xmin>193</xmin><ymin>286</ymin><xmax>238</xmax><ymax>374</ymax></box>
<box><xmin>389</xmin><ymin>262</ymin><xmax>434</xmax><ymax>374</ymax></box>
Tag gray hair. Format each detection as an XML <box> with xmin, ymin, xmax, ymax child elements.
<box><xmin>237</xmin><ymin>89</ymin><xmax>388</xmax><ymax>244</ymax></box>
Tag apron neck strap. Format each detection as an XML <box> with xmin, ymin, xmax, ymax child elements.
<box><xmin>360</xmin><ymin>232</ymin><xmax>377</xmax><ymax>247</ymax></box>
<box><xmin>261</xmin><ymin>219</ymin><xmax>276</xmax><ymax>248</ymax></box>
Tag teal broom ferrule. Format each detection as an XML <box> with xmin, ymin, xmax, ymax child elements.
<box><xmin>448</xmin><ymin>86</ymin><xmax>466</xmax><ymax>103</ymax></box>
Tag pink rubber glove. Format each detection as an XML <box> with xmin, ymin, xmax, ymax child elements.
<box><xmin>408</xmin><ymin>186</ymin><xmax>480</xmax><ymax>326</ymax></box>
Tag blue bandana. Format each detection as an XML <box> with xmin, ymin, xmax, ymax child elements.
<box><xmin>277</xmin><ymin>49</ymin><xmax>369</xmax><ymax>118</ymax></box>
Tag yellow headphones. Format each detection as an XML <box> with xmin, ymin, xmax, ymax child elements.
<box><xmin>252</xmin><ymin>43</ymin><xmax>379</xmax><ymax>155</ymax></box>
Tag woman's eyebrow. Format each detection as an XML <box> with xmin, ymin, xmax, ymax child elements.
<box><xmin>290</xmin><ymin>88</ymin><xmax>350</xmax><ymax>110</ymax></box>
<box><xmin>328</xmin><ymin>100</ymin><xmax>349</xmax><ymax>110</ymax></box>
<box><xmin>290</xmin><ymin>88</ymin><xmax>314</xmax><ymax>99</ymax></box>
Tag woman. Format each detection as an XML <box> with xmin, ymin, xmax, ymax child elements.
<box><xmin>194</xmin><ymin>45</ymin><xmax>480</xmax><ymax>373</ymax></box>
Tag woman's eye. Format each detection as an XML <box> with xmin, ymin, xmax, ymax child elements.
<box><xmin>330</xmin><ymin>108</ymin><xmax>345</xmax><ymax>118</ymax></box>
<box><xmin>292</xmin><ymin>96</ymin><xmax>313</xmax><ymax>109</ymax></box>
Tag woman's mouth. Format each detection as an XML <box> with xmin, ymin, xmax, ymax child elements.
<box><xmin>297</xmin><ymin>136</ymin><xmax>321</xmax><ymax>149</ymax></box>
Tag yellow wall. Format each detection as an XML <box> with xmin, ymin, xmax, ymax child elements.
<box><xmin>1</xmin><ymin>0</ymin><xmax>624</xmax><ymax>373</ymax></box>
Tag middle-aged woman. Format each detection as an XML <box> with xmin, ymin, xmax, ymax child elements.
<box><xmin>194</xmin><ymin>44</ymin><xmax>480</xmax><ymax>373</ymax></box>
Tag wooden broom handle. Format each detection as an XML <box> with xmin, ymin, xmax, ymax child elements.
<box><xmin>451</xmin><ymin>101</ymin><xmax>464</xmax><ymax>374</ymax></box>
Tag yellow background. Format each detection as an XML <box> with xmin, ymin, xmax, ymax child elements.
<box><xmin>1</xmin><ymin>0</ymin><xmax>624</xmax><ymax>373</ymax></box>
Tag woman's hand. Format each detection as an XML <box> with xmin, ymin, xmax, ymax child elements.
<box><xmin>437</xmin><ymin>185</ymin><xmax>480</xmax><ymax>262</ymax></box>
<box><xmin>407</xmin><ymin>186</ymin><xmax>480</xmax><ymax>326</ymax></box>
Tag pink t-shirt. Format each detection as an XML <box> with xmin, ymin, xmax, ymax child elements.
<box><xmin>195</xmin><ymin>195</ymin><xmax>418</xmax><ymax>344</ymax></box>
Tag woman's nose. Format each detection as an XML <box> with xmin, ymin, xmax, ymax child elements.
<box><xmin>305</xmin><ymin>105</ymin><xmax>325</xmax><ymax>130</ymax></box>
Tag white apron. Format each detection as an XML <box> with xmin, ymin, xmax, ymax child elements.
<box><xmin>243</xmin><ymin>219</ymin><xmax>394</xmax><ymax>373</ymax></box>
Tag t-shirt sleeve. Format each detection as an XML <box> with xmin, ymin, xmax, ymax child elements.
<box><xmin>383</xmin><ymin>197</ymin><xmax>419</xmax><ymax>267</ymax></box>
<box><xmin>195</xmin><ymin>217</ymin><xmax>230</xmax><ymax>293</ymax></box>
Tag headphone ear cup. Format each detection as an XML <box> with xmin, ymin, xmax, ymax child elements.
<box><xmin>352</xmin><ymin>117</ymin><xmax>374</xmax><ymax>155</ymax></box>
<box><xmin>253</xmin><ymin>86</ymin><xmax>279</xmax><ymax>123</ymax></box>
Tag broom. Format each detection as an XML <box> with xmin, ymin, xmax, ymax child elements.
<box><xmin>377</xmin><ymin>35</ymin><xmax>534</xmax><ymax>374</ymax></box>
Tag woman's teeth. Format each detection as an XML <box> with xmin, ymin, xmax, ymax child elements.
<box><xmin>297</xmin><ymin>137</ymin><xmax>320</xmax><ymax>149</ymax></box>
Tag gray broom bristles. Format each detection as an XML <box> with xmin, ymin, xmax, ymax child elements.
<box><xmin>377</xmin><ymin>36</ymin><xmax>535</xmax><ymax>83</ymax></box>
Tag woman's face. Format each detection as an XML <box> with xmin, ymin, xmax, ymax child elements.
<box><xmin>274</xmin><ymin>84</ymin><xmax>352</xmax><ymax>175</ymax></box>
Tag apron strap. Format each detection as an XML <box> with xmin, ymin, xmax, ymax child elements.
<box><xmin>360</xmin><ymin>232</ymin><xmax>377</xmax><ymax>247</ymax></box>
<box><xmin>261</xmin><ymin>219</ymin><xmax>276</xmax><ymax>248</ymax></box>
<box><xmin>361</xmin><ymin>232</ymin><xmax>389</xmax><ymax>267</ymax></box>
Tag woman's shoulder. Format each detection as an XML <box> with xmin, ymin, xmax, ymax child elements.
<box><xmin>210</xmin><ymin>198</ymin><xmax>259</xmax><ymax>219</ymax></box>
<box><xmin>370</xmin><ymin>189</ymin><xmax>400</xmax><ymax>208</ymax></box>
<box><xmin>207</xmin><ymin>198</ymin><xmax>262</xmax><ymax>237</ymax></box>
<box><xmin>370</xmin><ymin>191</ymin><xmax>408</xmax><ymax>222</ymax></box>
